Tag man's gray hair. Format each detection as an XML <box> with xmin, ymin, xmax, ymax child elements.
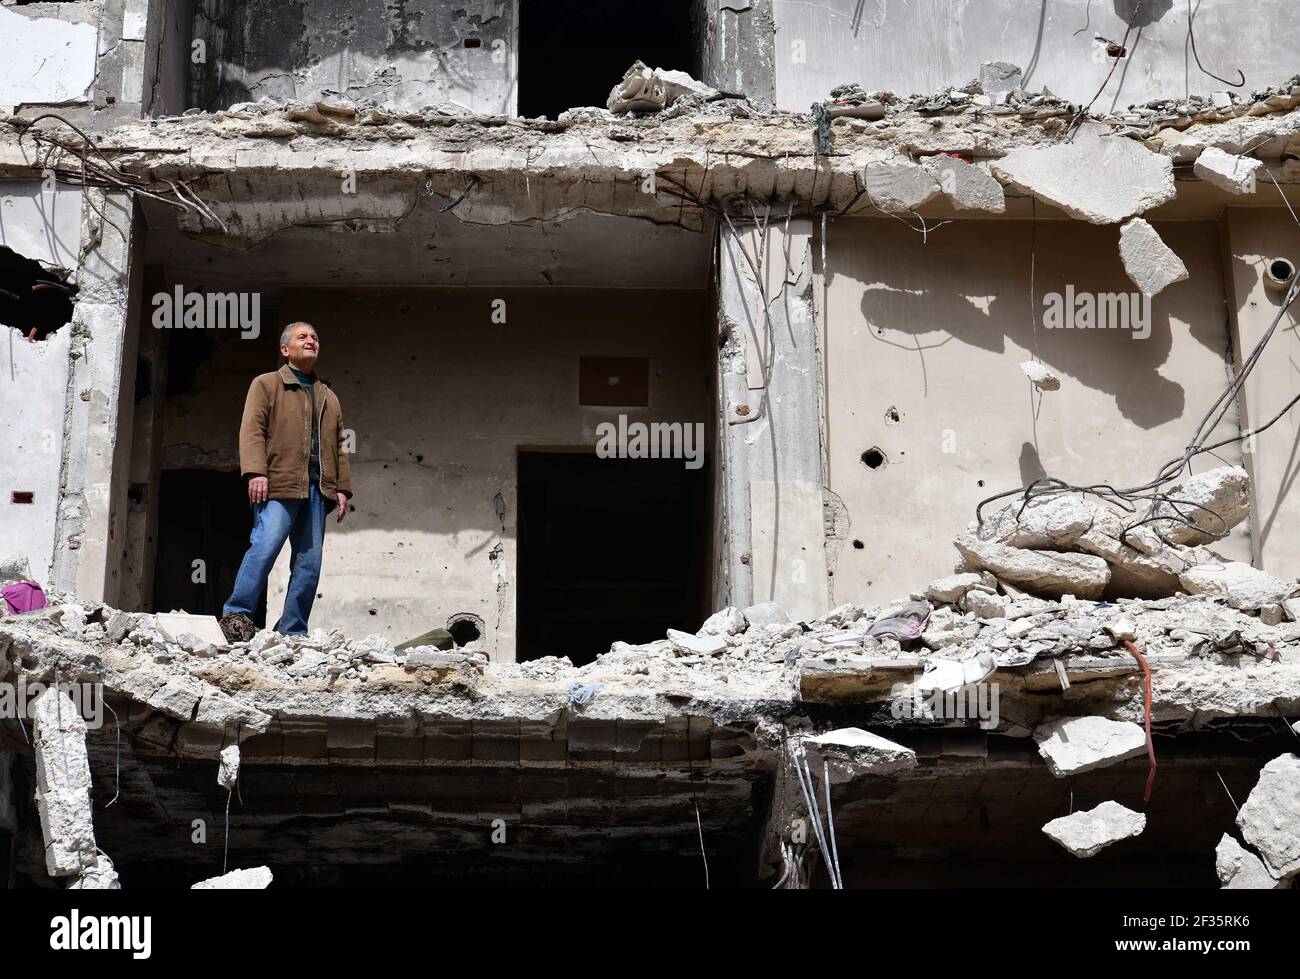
<box><xmin>280</xmin><ymin>321</ymin><xmax>317</xmax><ymax>347</ymax></box>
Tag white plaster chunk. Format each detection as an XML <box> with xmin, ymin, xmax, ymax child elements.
<box><xmin>666</xmin><ymin>629</ymin><xmax>727</xmax><ymax>656</ymax></box>
<box><xmin>1193</xmin><ymin>147</ymin><xmax>1262</xmax><ymax>195</ymax></box>
<box><xmin>1178</xmin><ymin>562</ymin><xmax>1294</xmax><ymax>611</ymax></box>
<box><xmin>1034</xmin><ymin>715</ymin><xmax>1147</xmax><ymax>777</ymax></box>
<box><xmin>742</xmin><ymin>601</ymin><xmax>792</xmax><ymax>628</ymax></box>
<box><xmin>924</xmin><ymin>573</ymin><xmax>985</xmax><ymax>604</ymax></box>
<box><xmin>1043</xmin><ymin>801</ymin><xmax>1146</xmax><ymax>858</ymax></box>
<box><xmin>30</xmin><ymin>689</ymin><xmax>99</xmax><ymax>877</ymax></box>
<box><xmin>1236</xmin><ymin>753</ymin><xmax>1300</xmax><ymax>880</ymax></box>
<box><xmin>218</xmin><ymin>744</ymin><xmax>241</xmax><ymax>791</ymax></box>
<box><xmin>1119</xmin><ymin>218</ymin><xmax>1189</xmax><ymax>297</ymax></box>
<box><xmin>954</xmin><ymin>534</ymin><xmax>1110</xmax><ymax>600</ymax></box>
<box><xmin>921</xmin><ymin>156</ymin><xmax>1006</xmax><ymax>213</ymax></box>
<box><xmin>1216</xmin><ymin>833</ymin><xmax>1289</xmax><ymax>889</ymax></box>
<box><xmin>699</xmin><ymin>606</ymin><xmax>746</xmax><ymax>636</ymax></box>
<box><xmin>607</xmin><ymin>61</ymin><xmax>718</xmax><ymax>112</ymax></box>
<box><xmin>804</xmin><ymin>727</ymin><xmax>917</xmax><ymax>781</ymax></box>
<box><xmin>979</xmin><ymin>61</ymin><xmax>1023</xmax><ymax>95</ymax></box>
<box><xmin>192</xmin><ymin>866</ymin><xmax>274</xmax><ymax>889</ymax></box>
<box><xmin>862</xmin><ymin>161</ymin><xmax>942</xmax><ymax>212</ymax></box>
<box><xmin>991</xmin><ymin>123</ymin><xmax>1176</xmax><ymax>224</ymax></box>
<box><xmin>1154</xmin><ymin>466</ymin><xmax>1250</xmax><ymax>545</ymax></box>
<box><xmin>962</xmin><ymin>589</ymin><xmax>1008</xmax><ymax>619</ymax></box>
<box><xmin>68</xmin><ymin>852</ymin><xmax>121</xmax><ymax>890</ymax></box>
<box><xmin>155</xmin><ymin>612</ymin><xmax>228</xmax><ymax>648</ymax></box>
<box><xmin>1020</xmin><ymin>360</ymin><xmax>1060</xmax><ymax>390</ymax></box>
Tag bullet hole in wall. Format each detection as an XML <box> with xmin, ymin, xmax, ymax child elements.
<box><xmin>447</xmin><ymin>613</ymin><xmax>484</xmax><ymax>648</ymax></box>
<box><xmin>852</xmin><ymin>539</ymin><xmax>864</xmax><ymax>549</ymax></box>
<box><xmin>861</xmin><ymin>448</ymin><xmax>886</xmax><ymax>469</ymax></box>
<box><xmin>884</xmin><ymin>406</ymin><xmax>902</xmax><ymax>425</ymax></box>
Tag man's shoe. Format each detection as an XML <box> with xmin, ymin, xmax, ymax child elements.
<box><xmin>219</xmin><ymin>612</ymin><xmax>256</xmax><ymax>643</ymax></box>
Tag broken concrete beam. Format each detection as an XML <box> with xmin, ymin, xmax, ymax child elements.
<box><xmin>30</xmin><ymin>689</ymin><xmax>98</xmax><ymax>876</ymax></box>
<box><xmin>192</xmin><ymin>866</ymin><xmax>273</xmax><ymax>889</ymax></box>
<box><xmin>924</xmin><ymin>572</ymin><xmax>985</xmax><ymax>604</ymax></box>
<box><xmin>698</xmin><ymin>606</ymin><xmax>746</xmax><ymax>636</ymax></box>
<box><xmin>68</xmin><ymin>852</ymin><xmax>121</xmax><ymax>890</ymax></box>
<box><xmin>1119</xmin><ymin>218</ymin><xmax>1189</xmax><ymax>297</ymax></box>
<box><xmin>1193</xmin><ymin>147</ymin><xmax>1262</xmax><ymax>195</ymax></box>
<box><xmin>954</xmin><ymin>534</ymin><xmax>1110</xmax><ymax>600</ymax></box>
<box><xmin>921</xmin><ymin>156</ymin><xmax>1006</xmax><ymax>213</ymax></box>
<box><xmin>1216</xmin><ymin>833</ymin><xmax>1289</xmax><ymax>889</ymax></box>
<box><xmin>991</xmin><ymin>123</ymin><xmax>1176</xmax><ymax>224</ymax></box>
<box><xmin>218</xmin><ymin>744</ymin><xmax>240</xmax><ymax>791</ymax></box>
<box><xmin>1236</xmin><ymin>753</ymin><xmax>1300</xmax><ymax>880</ymax></box>
<box><xmin>862</xmin><ymin>161</ymin><xmax>942</xmax><ymax>212</ymax></box>
<box><xmin>1043</xmin><ymin>801</ymin><xmax>1146</xmax><ymax>858</ymax></box>
<box><xmin>1153</xmin><ymin>466</ymin><xmax>1250</xmax><ymax>545</ymax></box>
<box><xmin>804</xmin><ymin>727</ymin><xmax>917</xmax><ymax>781</ymax></box>
<box><xmin>1020</xmin><ymin>360</ymin><xmax>1060</xmax><ymax>390</ymax></box>
<box><xmin>1179</xmin><ymin>562</ymin><xmax>1294</xmax><ymax>611</ymax></box>
<box><xmin>1034</xmin><ymin>715</ymin><xmax>1147</xmax><ymax>777</ymax></box>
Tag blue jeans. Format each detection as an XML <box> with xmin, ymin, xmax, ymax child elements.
<box><xmin>224</xmin><ymin>485</ymin><xmax>327</xmax><ymax>635</ymax></box>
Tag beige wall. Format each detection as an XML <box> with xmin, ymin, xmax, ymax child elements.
<box><xmin>1222</xmin><ymin>208</ymin><xmax>1300</xmax><ymax>574</ymax></box>
<box><xmin>166</xmin><ymin>287</ymin><xmax>710</xmax><ymax>659</ymax></box>
<box><xmin>821</xmin><ymin>216</ymin><xmax>1251</xmax><ymax>605</ymax></box>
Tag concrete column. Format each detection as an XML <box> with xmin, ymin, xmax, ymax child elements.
<box><xmin>1222</xmin><ymin>207</ymin><xmax>1300</xmax><ymax>574</ymax></box>
<box><xmin>51</xmin><ymin>189</ymin><xmax>141</xmax><ymax>604</ymax></box>
<box><xmin>696</xmin><ymin>0</ymin><xmax>776</xmax><ymax>106</ymax></box>
<box><xmin>716</xmin><ymin>217</ymin><xmax>828</xmax><ymax>619</ymax></box>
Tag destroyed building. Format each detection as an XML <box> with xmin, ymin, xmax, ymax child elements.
<box><xmin>0</xmin><ymin>0</ymin><xmax>1299</xmax><ymax>889</ymax></box>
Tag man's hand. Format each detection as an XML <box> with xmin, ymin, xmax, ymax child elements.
<box><xmin>337</xmin><ymin>493</ymin><xmax>349</xmax><ymax>524</ymax></box>
<box><xmin>248</xmin><ymin>476</ymin><xmax>269</xmax><ymax>504</ymax></box>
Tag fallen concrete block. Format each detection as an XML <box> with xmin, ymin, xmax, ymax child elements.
<box><xmin>962</xmin><ymin>588</ymin><xmax>1008</xmax><ymax>619</ymax></box>
<box><xmin>31</xmin><ymin>689</ymin><xmax>98</xmax><ymax>877</ymax></box>
<box><xmin>924</xmin><ymin>572</ymin><xmax>985</xmax><ymax>604</ymax></box>
<box><xmin>218</xmin><ymin>744</ymin><xmax>240</xmax><ymax>791</ymax></box>
<box><xmin>804</xmin><ymin>727</ymin><xmax>917</xmax><ymax>781</ymax></box>
<box><xmin>1194</xmin><ymin>147</ymin><xmax>1262</xmax><ymax>195</ymax></box>
<box><xmin>1216</xmin><ymin>833</ymin><xmax>1289</xmax><ymax>889</ymax></box>
<box><xmin>921</xmin><ymin>156</ymin><xmax>1006</xmax><ymax>213</ymax></box>
<box><xmin>862</xmin><ymin>160</ymin><xmax>942</xmax><ymax>212</ymax></box>
<box><xmin>1179</xmin><ymin>562</ymin><xmax>1293</xmax><ymax>611</ymax></box>
<box><xmin>68</xmin><ymin>852</ymin><xmax>121</xmax><ymax>890</ymax></box>
<box><xmin>155</xmin><ymin>612</ymin><xmax>227</xmax><ymax>648</ymax></box>
<box><xmin>979</xmin><ymin>61</ymin><xmax>1022</xmax><ymax>95</ymax></box>
<box><xmin>1153</xmin><ymin>466</ymin><xmax>1250</xmax><ymax>545</ymax></box>
<box><xmin>666</xmin><ymin>628</ymin><xmax>727</xmax><ymax>655</ymax></box>
<box><xmin>955</xmin><ymin>534</ymin><xmax>1110</xmax><ymax>600</ymax></box>
<box><xmin>1236</xmin><ymin>753</ymin><xmax>1300</xmax><ymax>880</ymax></box>
<box><xmin>699</xmin><ymin>606</ymin><xmax>746</xmax><ymax>636</ymax></box>
<box><xmin>991</xmin><ymin>123</ymin><xmax>1176</xmax><ymax>224</ymax></box>
<box><xmin>1043</xmin><ymin>801</ymin><xmax>1146</xmax><ymax>858</ymax></box>
<box><xmin>1034</xmin><ymin>715</ymin><xmax>1147</xmax><ymax>777</ymax></box>
<box><xmin>607</xmin><ymin>61</ymin><xmax>718</xmax><ymax>112</ymax></box>
<box><xmin>742</xmin><ymin>601</ymin><xmax>792</xmax><ymax>628</ymax></box>
<box><xmin>1119</xmin><ymin>218</ymin><xmax>1189</xmax><ymax>297</ymax></box>
<box><xmin>1020</xmin><ymin>360</ymin><xmax>1060</xmax><ymax>390</ymax></box>
<box><xmin>192</xmin><ymin>866</ymin><xmax>273</xmax><ymax>889</ymax></box>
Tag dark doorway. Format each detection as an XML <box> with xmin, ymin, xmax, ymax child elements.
<box><xmin>517</xmin><ymin>451</ymin><xmax>709</xmax><ymax>665</ymax></box>
<box><xmin>152</xmin><ymin>469</ymin><xmax>266</xmax><ymax>625</ymax></box>
<box><xmin>516</xmin><ymin>0</ymin><xmax>699</xmax><ymax>119</ymax></box>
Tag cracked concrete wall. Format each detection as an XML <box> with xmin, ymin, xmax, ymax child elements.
<box><xmin>695</xmin><ymin>0</ymin><xmax>776</xmax><ymax>105</ymax></box>
<box><xmin>821</xmin><ymin>215</ymin><xmax>1253</xmax><ymax>605</ymax></box>
<box><xmin>717</xmin><ymin>219</ymin><xmax>828</xmax><ymax>619</ymax></box>
<box><xmin>190</xmin><ymin>0</ymin><xmax>519</xmax><ymax>116</ymax></box>
<box><xmin>772</xmin><ymin>0</ymin><xmax>1298</xmax><ymax>112</ymax></box>
<box><xmin>1222</xmin><ymin>208</ymin><xmax>1300</xmax><ymax>578</ymax></box>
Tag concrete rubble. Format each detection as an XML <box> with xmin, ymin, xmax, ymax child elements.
<box><xmin>1020</xmin><ymin>361</ymin><xmax>1061</xmax><ymax>391</ymax></box>
<box><xmin>1119</xmin><ymin>217</ymin><xmax>1189</xmax><ymax>297</ymax></box>
<box><xmin>1235</xmin><ymin>753</ymin><xmax>1300</xmax><ymax>881</ymax></box>
<box><xmin>1215</xmin><ymin>833</ymin><xmax>1290</xmax><ymax>890</ymax></box>
<box><xmin>192</xmin><ymin>866</ymin><xmax>274</xmax><ymax>889</ymax></box>
<box><xmin>606</xmin><ymin>61</ymin><xmax>720</xmax><ymax>114</ymax></box>
<box><xmin>1193</xmin><ymin>147</ymin><xmax>1263</xmax><ymax>195</ymax></box>
<box><xmin>803</xmin><ymin>728</ymin><xmax>917</xmax><ymax>782</ymax></box>
<box><xmin>1034</xmin><ymin>716</ymin><xmax>1147</xmax><ymax>777</ymax></box>
<box><xmin>1042</xmin><ymin>801</ymin><xmax>1146</xmax><ymax>858</ymax></box>
<box><xmin>30</xmin><ymin>688</ymin><xmax>100</xmax><ymax>877</ymax></box>
<box><xmin>217</xmin><ymin>744</ymin><xmax>240</xmax><ymax>791</ymax></box>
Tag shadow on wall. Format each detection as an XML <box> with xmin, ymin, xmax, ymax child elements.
<box><xmin>852</xmin><ymin>219</ymin><xmax>1229</xmax><ymax>431</ymax></box>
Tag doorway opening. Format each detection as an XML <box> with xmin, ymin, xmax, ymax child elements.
<box><xmin>517</xmin><ymin>450</ymin><xmax>710</xmax><ymax>665</ymax></box>
<box><xmin>152</xmin><ymin>469</ymin><xmax>266</xmax><ymax>624</ymax></box>
<box><xmin>516</xmin><ymin>0</ymin><xmax>698</xmax><ymax>119</ymax></box>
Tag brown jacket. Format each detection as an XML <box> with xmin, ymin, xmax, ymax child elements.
<box><xmin>238</xmin><ymin>365</ymin><xmax>353</xmax><ymax>505</ymax></box>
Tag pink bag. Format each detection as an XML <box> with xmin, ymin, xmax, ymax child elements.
<box><xmin>2</xmin><ymin>581</ymin><xmax>48</xmax><ymax>614</ymax></box>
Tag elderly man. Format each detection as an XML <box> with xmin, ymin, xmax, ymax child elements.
<box><xmin>219</xmin><ymin>322</ymin><xmax>352</xmax><ymax>641</ymax></box>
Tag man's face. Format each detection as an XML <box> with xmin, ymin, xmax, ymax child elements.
<box><xmin>281</xmin><ymin>325</ymin><xmax>319</xmax><ymax>370</ymax></box>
